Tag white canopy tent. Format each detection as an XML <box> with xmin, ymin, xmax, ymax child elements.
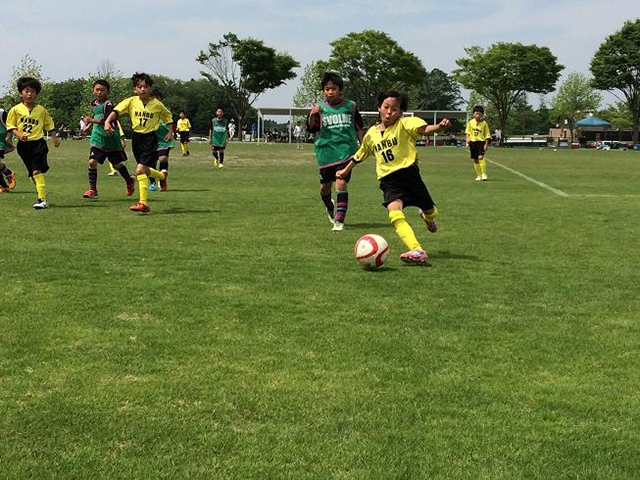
<box><xmin>255</xmin><ymin>107</ymin><xmax>468</xmax><ymax>144</ymax></box>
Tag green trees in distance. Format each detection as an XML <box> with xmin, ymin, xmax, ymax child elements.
<box><xmin>314</xmin><ymin>30</ymin><xmax>428</xmax><ymax>111</ymax></box>
<box><xmin>550</xmin><ymin>72</ymin><xmax>602</xmax><ymax>142</ymax></box>
<box><xmin>197</xmin><ymin>32</ymin><xmax>299</xmax><ymax>138</ymax></box>
<box><xmin>454</xmin><ymin>43</ymin><xmax>563</xmax><ymax>138</ymax></box>
<box><xmin>590</xmin><ymin>18</ymin><xmax>640</xmax><ymax>144</ymax></box>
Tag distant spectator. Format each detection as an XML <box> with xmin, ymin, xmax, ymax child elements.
<box><xmin>293</xmin><ymin>121</ymin><xmax>304</xmax><ymax>149</ymax></box>
<box><xmin>227</xmin><ymin>119</ymin><xmax>235</xmax><ymax>141</ymax></box>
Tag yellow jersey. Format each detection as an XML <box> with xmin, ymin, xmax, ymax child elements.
<box><xmin>353</xmin><ymin>116</ymin><xmax>426</xmax><ymax>180</ymax></box>
<box><xmin>176</xmin><ymin>118</ymin><xmax>191</xmax><ymax>132</ymax></box>
<box><xmin>6</xmin><ymin>103</ymin><xmax>55</xmax><ymax>141</ymax></box>
<box><xmin>465</xmin><ymin>119</ymin><xmax>491</xmax><ymax>142</ymax></box>
<box><xmin>114</xmin><ymin>96</ymin><xmax>173</xmax><ymax>134</ymax></box>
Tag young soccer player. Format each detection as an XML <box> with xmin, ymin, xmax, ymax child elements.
<box><xmin>465</xmin><ymin>105</ymin><xmax>491</xmax><ymax>181</ymax></box>
<box><xmin>82</xmin><ymin>79</ymin><xmax>135</xmax><ymax>200</ymax></box>
<box><xmin>6</xmin><ymin>77</ymin><xmax>60</xmax><ymax>209</ymax></box>
<box><xmin>149</xmin><ymin>89</ymin><xmax>173</xmax><ymax>192</ymax></box>
<box><xmin>0</xmin><ymin>107</ymin><xmax>17</xmax><ymax>192</ymax></box>
<box><xmin>176</xmin><ymin>111</ymin><xmax>191</xmax><ymax>156</ymax></box>
<box><xmin>306</xmin><ymin>71</ymin><xmax>364</xmax><ymax>232</ymax></box>
<box><xmin>209</xmin><ymin>107</ymin><xmax>228</xmax><ymax>168</ymax></box>
<box><xmin>336</xmin><ymin>90</ymin><xmax>451</xmax><ymax>265</ymax></box>
<box><xmin>104</xmin><ymin>72</ymin><xmax>174</xmax><ymax>213</ymax></box>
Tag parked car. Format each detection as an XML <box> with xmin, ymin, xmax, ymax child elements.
<box><xmin>593</xmin><ymin>141</ymin><xmax>629</xmax><ymax>150</ymax></box>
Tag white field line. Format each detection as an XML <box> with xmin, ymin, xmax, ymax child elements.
<box><xmin>486</xmin><ymin>158</ymin><xmax>640</xmax><ymax>198</ymax></box>
<box><xmin>486</xmin><ymin>158</ymin><xmax>569</xmax><ymax>197</ymax></box>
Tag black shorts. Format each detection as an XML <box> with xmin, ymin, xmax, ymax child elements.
<box><xmin>379</xmin><ymin>163</ymin><xmax>435</xmax><ymax>210</ymax></box>
<box><xmin>157</xmin><ymin>148</ymin><xmax>171</xmax><ymax>159</ymax></box>
<box><xmin>90</xmin><ymin>147</ymin><xmax>127</xmax><ymax>165</ymax></box>
<box><xmin>179</xmin><ymin>131</ymin><xmax>189</xmax><ymax>143</ymax></box>
<box><xmin>131</xmin><ymin>132</ymin><xmax>159</xmax><ymax>166</ymax></box>
<box><xmin>17</xmin><ymin>139</ymin><xmax>49</xmax><ymax>176</ymax></box>
<box><xmin>211</xmin><ymin>145</ymin><xmax>226</xmax><ymax>153</ymax></box>
<box><xmin>319</xmin><ymin>160</ymin><xmax>351</xmax><ymax>184</ymax></box>
<box><xmin>469</xmin><ymin>141</ymin><xmax>485</xmax><ymax>160</ymax></box>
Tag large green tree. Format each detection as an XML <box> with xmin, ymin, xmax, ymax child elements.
<box><xmin>318</xmin><ymin>30</ymin><xmax>427</xmax><ymax>111</ymax></box>
<box><xmin>550</xmin><ymin>72</ymin><xmax>602</xmax><ymax>142</ymax></box>
<box><xmin>590</xmin><ymin>18</ymin><xmax>640</xmax><ymax>144</ymax></box>
<box><xmin>416</xmin><ymin>68</ymin><xmax>463</xmax><ymax>111</ymax></box>
<box><xmin>454</xmin><ymin>43</ymin><xmax>563</xmax><ymax>137</ymax></box>
<box><xmin>292</xmin><ymin>61</ymin><xmax>324</xmax><ymax>108</ymax></box>
<box><xmin>1</xmin><ymin>54</ymin><xmax>47</xmax><ymax>107</ymax></box>
<box><xmin>197</xmin><ymin>32</ymin><xmax>299</xmax><ymax>139</ymax></box>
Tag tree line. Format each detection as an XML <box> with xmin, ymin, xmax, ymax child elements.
<box><xmin>2</xmin><ymin>18</ymin><xmax>639</xmax><ymax>143</ymax></box>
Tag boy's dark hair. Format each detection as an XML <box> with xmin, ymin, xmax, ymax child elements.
<box><xmin>131</xmin><ymin>72</ymin><xmax>153</xmax><ymax>87</ymax></box>
<box><xmin>473</xmin><ymin>105</ymin><xmax>484</xmax><ymax>114</ymax></box>
<box><xmin>377</xmin><ymin>90</ymin><xmax>408</xmax><ymax>111</ymax></box>
<box><xmin>321</xmin><ymin>71</ymin><xmax>344</xmax><ymax>90</ymax></box>
<box><xmin>93</xmin><ymin>79</ymin><xmax>111</xmax><ymax>91</ymax></box>
<box><xmin>17</xmin><ymin>77</ymin><xmax>42</xmax><ymax>94</ymax></box>
<box><xmin>152</xmin><ymin>88</ymin><xmax>163</xmax><ymax>100</ymax></box>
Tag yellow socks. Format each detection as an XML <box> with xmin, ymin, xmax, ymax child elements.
<box><xmin>473</xmin><ymin>162</ymin><xmax>481</xmax><ymax>177</ymax></box>
<box><xmin>33</xmin><ymin>173</ymin><xmax>46</xmax><ymax>200</ymax></box>
<box><xmin>137</xmin><ymin>174</ymin><xmax>150</xmax><ymax>204</ymax></box>
<box><xmin>148</xmin><ymin>168</ymin><xmax>164</xmax><ymax>179</ymax></box>
<box><xmin>421</xmin><ymin>206</ymin><xmax>438</xmax><ymax>223</ymax></box>
<box><xmin>389</xmin><ymin>210</ymin><xmax>421</xmax><ymax>251</ymax></box>
<box><xmin>479</xmin><ymin>159</ymin><xmax>487</xmax><ymax>176</ymax></box>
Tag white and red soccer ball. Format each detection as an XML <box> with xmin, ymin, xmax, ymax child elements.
<box><xmin>354</xmin><ymin>234</ymin><xmax>389</xmax><ymax>269</ymax></box>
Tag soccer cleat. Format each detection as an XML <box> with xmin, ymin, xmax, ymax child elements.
<box><xmin>218</xmin><ymin>163</ymin><xmax>225</xmax><ymax>169</ymax></box>
<box><xmin>129</xmin><ymin>202</ymin><xmax>150</xmax><ymax>213</ymax></box>
<box><xmin>7</xmin><ymin>172</ymin><xmax>16</xmax><ymax>189</ymax></box>
<box><xmin>107</xmin><ymin>171</ymin><xmax>118</xmax><ymax>176</ymax></box>
<box><xmin>33</xmin><ymin>200</ymin><xmax>49</xmax><ymax>210</ymax></box>
<box><xmin>400</xmin><ymin>249</ymin><xmax>429</xmax><ymax>265</ymax></box>
<box><xmin>148</xmin><ymin>183</ymin><xmax>157</xmax><ymax>192</ymax></box>
<box><xmin>481</xmin><ymin>173</ymin><xmax>488</xmax><ymax>181</ymax></box>
<box><xmin>332</xmin><ymin>221</ymin><xmax>344</xmax><ymax>232</ymax></box>
<box><xmin>83</xmin><ymin>189</ymin><xmax>98</xmax><ymax>199</ymax></box>
<box><xmin>418</xmin><ymin>209</ymin><xmax>438</xmax><ymax>233</ymax></box>
<box><xmin>0</xmin><ymin>187</ymin><xmax>8</xmax><ymax>193</ymax></box>
<box><xmin>125</xmin><ymin>178</ymin><xmax>135</xmax><ymax>196</ymax></box>
<box><xmin>213</xmin><ymin>159</ymin><xmax>219</xmax><ymax>167</ymax></box>
<box><xmin>475</xmin><ymin>175</ymin><xmax>482</xmax><ymax>181</ymax></box>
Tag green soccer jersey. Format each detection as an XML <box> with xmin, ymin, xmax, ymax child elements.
<box><xmin>89</xmin><ymin>100</ymin><xmax>123</xmax><ymax>151</ymax></box>
<box><xmin>210</xmin><ymin>117</ymin><xmax>228</xmax><ymax>147</ymax></box>
<box><xmin>0</xmin><ymin>109</ymin><xmax>9</xmax><ymax>150</ymax></box>
<box><xmin>156</xmin><ymin>121</ymin><xmax>174</xmax><ymax>150</ymax></box>
<box><xmin>313</xmin><ymin>99</ymin><xmax>360</xmax><ymax>167</ymax></box>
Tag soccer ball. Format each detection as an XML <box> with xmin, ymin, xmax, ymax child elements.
<box><xmin>354</xmin><ymin>234</ymin><xmax>389</xmax><ymax>269</ymax></box>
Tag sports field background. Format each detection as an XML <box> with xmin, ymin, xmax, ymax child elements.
<box><xmin>1</xmin><ymin>140</ymin><xmax>639</xmax><ymax>478</ymax></box>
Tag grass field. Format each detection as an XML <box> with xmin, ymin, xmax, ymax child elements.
<box><xmin>1</xmin><ymin>139</ymin><xmax>639</xmax><ymax>478</ymax></box>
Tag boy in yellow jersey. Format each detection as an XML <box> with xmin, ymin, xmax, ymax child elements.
<box><xmin>104</xmin><ymin>72</ymin><xmax>174</xmax><ymax>213</ymax></box>
<box><xmin>337</xmin><ymin>91</ymin><xmax>450</xmax><ymax>265</ymax></box>
<box><xmin>465</xmin><ymin>105</ymin><xmax>491</xmax><ymax>181</ymax></box>
<box><xmin>6</xmin><ymin>77</ymin><xmax>60</xmax><ymax>209</ymax></box>
<box><xmin>176</xmin><ymin>111</ymin><xmax>191</xmax><ymax>156</ymax></box>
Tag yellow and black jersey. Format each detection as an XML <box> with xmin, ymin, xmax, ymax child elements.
<box><xmin>114</xmin><ymin>96</ymin><xmax>173</xmax><ymax>134</ymax></box>
<box><xmin>353</xmin><ymin>116</ymin><xmax>426</xmax><ymax>180</ymax></box>
<box><xmin>6</xmin><ymin>103</ymin><xmax>55</xmax><ymax>141</ymax></box>
<box><xmin>465</xmin><ymin>119</ymin><xmax>491</xmax><ymax>142</ymax></box>
<box><xmin>176</xmin><ymin>118</ymin><xmax>191</xmax><ymax>132</ymax></box>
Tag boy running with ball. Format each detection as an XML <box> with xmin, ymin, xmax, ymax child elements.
<box><xmin>337</xmin><ymin>91</ymin><xmax>450</xmax><ymax>265</ymax></box>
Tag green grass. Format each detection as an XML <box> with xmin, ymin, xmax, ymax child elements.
<box><xmin>1</xmin><ymin>140</ymin><xmax>639</xmax><ymax>478</ymax></box>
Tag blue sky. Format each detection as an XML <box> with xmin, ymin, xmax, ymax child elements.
<box><xmin>2</xmin><ymin>0</ymin><xmax>636</xmax><ymax>108</ymax></box>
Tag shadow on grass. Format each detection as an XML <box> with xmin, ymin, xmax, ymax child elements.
<box><xmin>345</xmin><ymin>222</ymin><xmax>390</xmax><ymax>229</ymax></box>
<box><xmin>432</xmin><ymin>250</ymin><xmax>481</xmax><ymax>261</ymax></box>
